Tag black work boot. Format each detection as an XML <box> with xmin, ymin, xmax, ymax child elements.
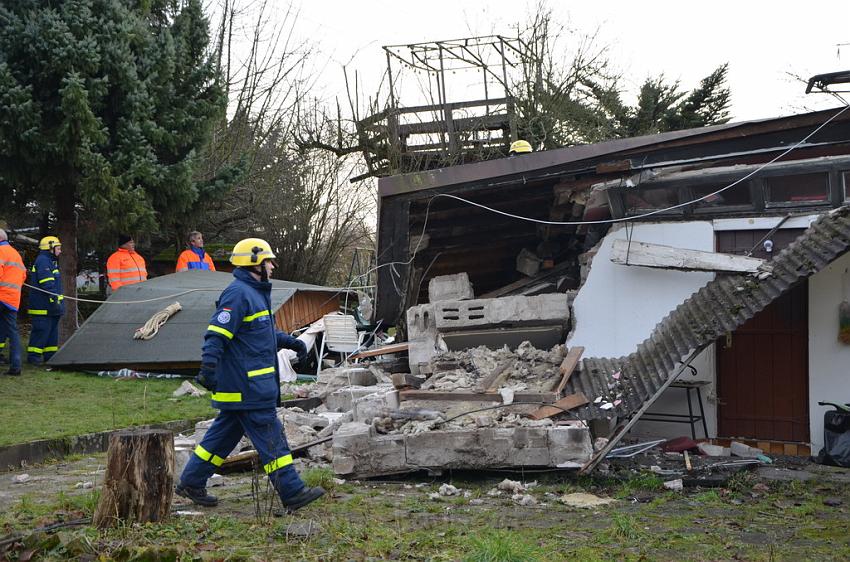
<box><xmin>280</xmin><ymin>486</ymin><xmax>325</xmax><ymax>513</ymax></box>
<box><xmin>175</xmin><ymin>483</ymin><xmax>218</xmax><ymax>507</ymax></box>
<box><xmin>4</xmin><ymin>369</ymin><xmax>21</xmax><ymax>376</ymax></box>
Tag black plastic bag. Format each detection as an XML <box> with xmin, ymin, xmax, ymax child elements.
<box><xmin>815</xmin><ymin>410</ymin><xmax>850</xmax><ymax>467</ymax></box>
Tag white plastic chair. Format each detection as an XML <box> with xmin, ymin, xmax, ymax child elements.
<box><xmin>316</xmin><ymin>314</ymin><xmax>365</xmax><ymax>375</ymax></box>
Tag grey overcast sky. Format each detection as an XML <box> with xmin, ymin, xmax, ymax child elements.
<box><xmin>292</xmin><ymin>0</ymin><xmax>850</xmax><ymax>121</ymax></box>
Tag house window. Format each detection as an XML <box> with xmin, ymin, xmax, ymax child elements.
<box><xmin>692</xmin><ymin>181</ymin><xmax>752</xmax><ymax>210</ymax></box>
<box><xmin>764</xmin><ymin>172</ymin><xmax>829</xmax><ymax>205</ymax></box>
<box><xmin>623</xmin><ymin>186</ymin><xmax>680</xmax><ymax>215</ymax></box>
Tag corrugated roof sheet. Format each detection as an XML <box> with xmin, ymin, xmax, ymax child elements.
<box><xmin>49</xmin><ymin>271</ymin><xmax>337</xmax><ymax>370</ymax></box>
<box><xmin>566</xmin><ymin>206</ymin><xmax>850</xmax><ymax>420</ymax></box>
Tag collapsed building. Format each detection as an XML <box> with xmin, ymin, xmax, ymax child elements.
<box><xmin>178</xmin><ymin>106</ymin><xmax>850</xmax><ymax>479</ymax></box>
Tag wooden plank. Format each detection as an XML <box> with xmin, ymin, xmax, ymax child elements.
<box><xmin>399</xmin><ymin>390</ymin><xmax>557</xmax><ymax>403</ymax></box>
<box><xmin>553</xmin><ymin>346</ymin><xmax>584</xmax><ymax>395</ymax></box>
<box><xmin>350</xmin><ymin>342</ymin><xmax>409</xmax><ymax>360</ymax></box>
<box><xmin>610</xmin><ymin>239</ymin><xmax>766</xmax><ymax>274</ymax></box>
<box><xmin>528</xmin><ymin>392</ymin><xmax>589</xmax><ymax>420</ymax></box>
<box><xmin>476</xmin><ymin>361</ymin><xmax>513</xmax><ymax>392</ymax></box>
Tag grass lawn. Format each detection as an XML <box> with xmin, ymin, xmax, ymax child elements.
<box><xmin>0</xmin><ymin>364</ymin><xmax>215</xmax><ymax>446</ymax></box>
<box><xmin>2</xmin><ymin>462</ymin><xmax>850</xmax><ymax>561</ymax></box>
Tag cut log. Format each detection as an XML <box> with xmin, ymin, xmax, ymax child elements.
<box><xmin>553</xmin><ymin>346</ymin><xmax>584</xmax><ymax>396</ymax></box>
<box><xmin>610</xmin><ymin>239</ymin><xmax>766</xmax><ymax>274</ymax></box>
<box><xmin>93</xmin><ymin>429</ymin><xmax>174</xmax><ymax>528</ymax></box>
<box><xmin>528</xmin><ymin>392</ymin><xmax>589</xmax><ymax>420</ymax></box>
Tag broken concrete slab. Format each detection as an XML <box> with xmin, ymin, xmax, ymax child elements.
<box><xmin>697</xmin><ymin>443</ymin><xmax>730</xmax><ymax>457</ymax></box>
<box><xmin>731</xmin><ymin>441</ymin><xmax>764</xmax><ymax>458</ymax></box>
<box><xmin>332</xmin><ymin>422</ymin><xmax>592</xmax><ymax>478</ymax></box>
<box><xmin>433</xmin><ymin>293</ymin><xmax>570</xmax><ymax>332</ymax></box>
<box><xmin>428</xmin><ymin>273</ymin><xmax>474</xmax><ymax>303</ymax></box>
<box><xmin>351</xmin><ymin>389</ymin><xmax>400</xmax><ymax>424</ymax></box>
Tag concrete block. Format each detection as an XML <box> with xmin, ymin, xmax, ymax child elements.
<box><xmin>434</xmin><ymin>294</ymin><xmax>570</xmax><ymax>332</ymax></box>
<box><xmin>352</xmin><ymin>389</ymin><xmax>400</xmax><ymax>423</ymax></box>
<box><xmin>548</xmin><ymin>426</ymin><xmax>594</xmax><ymax>466</ymax></box>
<box><xmin>332</xmin><ymin>422</ymin><xmax>406</xmax><ymax>476</ymax></box>
<box><xmin>428</xmin><ymin>273</ymin><xmax>474</xmax><ymax>303</ymax></box>
<box><xmin>325</xmin><ymin>384</ymin><xmax>394</xmax><ymax>412</ymax></box>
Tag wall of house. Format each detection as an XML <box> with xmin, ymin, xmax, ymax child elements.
<box><xmin>808</xmin><ymin>251</ymin><xmax>850</xmax><ymax>452</ymax></box>
<box><xmin>570</xmin><ymin>214</ymin><xmax>829</xmax><ymax>443</ymax></box>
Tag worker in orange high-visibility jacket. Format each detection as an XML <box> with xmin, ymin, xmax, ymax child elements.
<box><xmin>176</xmin><ymin>231</ymin><xmax>216</xmax><ymax>272</ymax></box>
<box><xmin>0</xmin><ymin>229</ymin><xmax>26</xmax><ymax>375</ymax></box>
<box><xmin>106</xmin><ymin>234</ymin><xmax>147</xmax><ymax>291</ymax></box>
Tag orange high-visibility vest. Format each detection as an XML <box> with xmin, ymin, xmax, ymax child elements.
<box><xmin>0</xmin><ymin>242</ymin><xmax>26</xmax><ymax>310</ymax></box>
<box><xmin>176</xmin><ymin>249</ymin><xmax>216</xmax><ymax>272</ymax></box>
<box><xmin>106</xmin><ymin>248</ymin><xmax>147</xmax><ymax>291</ymax></box>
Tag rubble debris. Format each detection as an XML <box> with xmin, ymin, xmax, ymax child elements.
<box><xmin>422</xmin><ymin>342</ymin><xmax>567</xmax><ymax>394</ymax></box>
<box><xmin>697</xmin><ymin>443</ymin><xmax>729</xmax><ymax>456</ymax></box>
<box><xmin>12</xmin><ymin>474</ymin><xmax>30</xmax><ymax>483</ymax></box>
<box><xmin>823</xmin><ymin>497</ymin><xmax>842</xmax><ymax>507</ymax></box>
<box><xmin>438</xmin><ymin>483</ymin><xmax>461</xmax><ymax>496</ymax></box>
<box><xmin>172</xmin><ymin>380</ymin><xmax>205</xmax><ymax>398</ymax></box>
<box><xmin>559</xmin><ymin>492</ymin><xmax>615</xmax><ymax>508</ymax></box>
<box><xmin>663</xmin><ymin>479</ymin><xmax>684</xmax><ymax>491</ymax></box>
<box><xmin>497</xmin><ymin>480</ymin><xmax>523</xmax><ymax>494</ymax></box>
<box><xmin>731</xmin><ymin>441</ymin><xmax>764</xmax><ymax>457</ymax></box>
<box><xmin>75</xmin><ymin>481</ymin><xmax>94</xmax><ymax>489</ymax></box>
<box><xmin>512</xmin><ymin>493</ymin><xmax>537</xmax><ymax>506</ymax></box>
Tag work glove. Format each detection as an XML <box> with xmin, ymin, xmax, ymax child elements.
<box><xmin>194</xmin><ymin>363</ymin><xmax>218</xmax><ymax>392</ymax></box>
<box><xmin>293</xmin><ymin>340</ymin><xmax>308</xmax><ymax>363</ymax></box>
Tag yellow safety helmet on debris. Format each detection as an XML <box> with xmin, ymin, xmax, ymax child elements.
<box><xmin>230</xmin><ymin>238</ymin><xmax>276</xmax><ymax>266</ymax></box>
<box><xmin>39</xmin><ymin>236</ymin><xmax>61</xmax><ymax>250</ymax></box>
<box><xmin>509</xmin><ymin>139</ymin><xmax>533</xmax><ymax>155</ymax></box>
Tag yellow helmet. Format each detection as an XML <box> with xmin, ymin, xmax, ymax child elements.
<box><xmin>509</xmin><ymin>139</ymin><xmax>533</xmax><ymax>155</ymax></box>
<box><xmin>39</xmin><ymin>236</ymin><xmax>61</xmax><ymax>250</ymax></box>
<box><xmin>230</xmin><ymin>238</ymin><xmax>276</xmax><ymax>266</ymax></box>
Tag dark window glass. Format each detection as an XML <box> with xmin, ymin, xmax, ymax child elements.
<box><xmin>693</xmin><ymin>181</ymin><xmax>752</xmax><ymax>209</ymax></box>
<box><xmin>764</xmin><ymin>173</ymin><xmax>829</xmax><ymax>204</ymax></box>
<box><xmin>623</xmin><ymin>186</ymin><xmax>679</xmax><ymax>215</ymax></box>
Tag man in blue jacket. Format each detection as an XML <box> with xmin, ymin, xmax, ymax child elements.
<box><xmin>27</xmin><ymin>236</ymin><xmax>64</xmax><ymax>364</ymax></box>
<box><xmin>176</xmin><ymin>237</ymin><xmax>324</xmax><ymax>512</ymax></box>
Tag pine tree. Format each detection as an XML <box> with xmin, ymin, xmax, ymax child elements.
<box><xmin>0</xmin><ymin>0</ymin><xmax>228</xmax><ymax>338</ymax></box>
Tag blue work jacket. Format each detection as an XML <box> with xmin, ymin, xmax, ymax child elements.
<box><xmin>202</xmin><ymin>267</ymin><xmax>302</xmax><ymax>410</ymax></box>
<box><xmin>28</xmin><ymin>251</ymin><xmax>64</xmax><ymax>317</ymax></box>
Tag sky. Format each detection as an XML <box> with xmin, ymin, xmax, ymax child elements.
<box><xmin>289</xmin><ymin>0</ymin><xmax>850</xmax><ymax>122</ymax></box>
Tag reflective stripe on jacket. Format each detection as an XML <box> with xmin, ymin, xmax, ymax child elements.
<box><xmin>176</xmin><ymin>249</ymin><xmax>216</xmax><ymax>272</ymax></box>
<box><xmin>28</xmin><ymin>250</ymin><xmax>64</xmax><ymax>317</ymax></box>
<box><xmin>0</xmin><ymin>241</ymin><xmax>26</xmax><ymax>311</ymax></box>
<box><xmin>106</xmin><ymin>248</ymin><xmax>147</xmax><ymax>291</ymax></box>
<box><xmin>202</xmin><ymin>268</ymin><xmax>283</xmax><ymax>410</ymax></box>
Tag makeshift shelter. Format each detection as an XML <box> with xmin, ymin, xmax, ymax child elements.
<box><xmin>49</xmin><ymin>271</ymin><xmax>341</xmax><ymax>371</ymax></box>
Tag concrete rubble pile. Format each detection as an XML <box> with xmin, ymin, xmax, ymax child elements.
<box><xmin>175</xmin><ymin>275</ymin><xmax>594</xmax><ymax>479</ymax></box>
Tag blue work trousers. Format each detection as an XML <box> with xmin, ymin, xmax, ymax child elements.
<box><xmin>180</xmin><ymin>408</ymin><xmax>305</xmax><ymax>502</ymax></box>
<box><xmin>28</xmin><ymin>316</ymin><xmax>60</xmax><ymax>363</ymax></box>
<box><xmin>0</xmin><ymin>307</ymin><xmax>21</xmax><ymax>372</ymax></box>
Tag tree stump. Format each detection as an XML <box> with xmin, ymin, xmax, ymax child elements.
<box><xmin>93</xmin><ymin>429</ymin><xmax>175</xmax><ymax>528</ymax></box>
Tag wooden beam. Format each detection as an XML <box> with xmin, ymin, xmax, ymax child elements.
<box><xmin>610</xmin><ymin>239</ymin><xmax>766</xmax><ymax>274</ymax></box>
<box><xmin>553</xmin><ymin>346</ymin><xmax>584</xmax><ymax>396</ymax></box>
<box><xmin>399</xmin><ymin>390</ymin><xmax>557</xmax><ymax>403</ymax></box>
<box><xmin>476</xmin><ymin>361</ymin><xmax>513</xmax><ymax>392</ymax></box>
<box><xmin>349</xmin><ymin>343</ymin><xmax>409</xmax><ymax>360</ymax></box>
<box><xmin>528</xmin><ymin>392</ymin><xmax>589</xmax><ymax>420</ymax></box>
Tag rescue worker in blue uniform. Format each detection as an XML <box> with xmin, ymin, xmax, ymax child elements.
<box><xmin>176</xmin><ymin>238</ymin><xmax>325</xmax><ymax>512</ymax></box>
<box><xmin>27</xmin><ymin>236</ymin><xmax>64</xmax><ymax>364</ymax></box>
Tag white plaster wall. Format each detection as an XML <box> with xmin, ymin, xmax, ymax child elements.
<box><xmin>808</xmin><ymin>251</ymin><xmax>850</xmax><ymax>452</ymax></box>
<box><xmin>567</xmin><ymin>221</ymin><xmax>719</xmax><ymax>440</ymax></box>
<box><xmin>568</xmin><ymin>221</ymin><xmax>715</xmax><ymax>358</ymax></box>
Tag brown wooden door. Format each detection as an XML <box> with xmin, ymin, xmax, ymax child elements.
<box><xmin>715</xmin><ymin>229</ymin><xmax>809</xmax><ymax>442</ymax></box>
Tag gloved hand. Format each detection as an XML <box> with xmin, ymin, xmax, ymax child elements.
<box><xmin>293</xmin><ymin>340</ymin><xmax>308</xmax><ymax>363</ymax></box>
<box><xmin>194</xmin><ymin>363</ymin><xmax>217</xmax><ymax>392</ymax></box>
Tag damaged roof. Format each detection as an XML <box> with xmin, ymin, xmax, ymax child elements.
<box><xmin>567</xmin><ymin>205</ymin><xmax>850</xmax><ymax>421</ymax></box>
<box><xmin>378</xmin><ymin>107</ymin><xmax>850</xmax><ymax>197</ymax></box>
<box><xmin>49</xmin><ymin>271</ymin><xmax>337</xmax><ymax>371</ymax></box>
